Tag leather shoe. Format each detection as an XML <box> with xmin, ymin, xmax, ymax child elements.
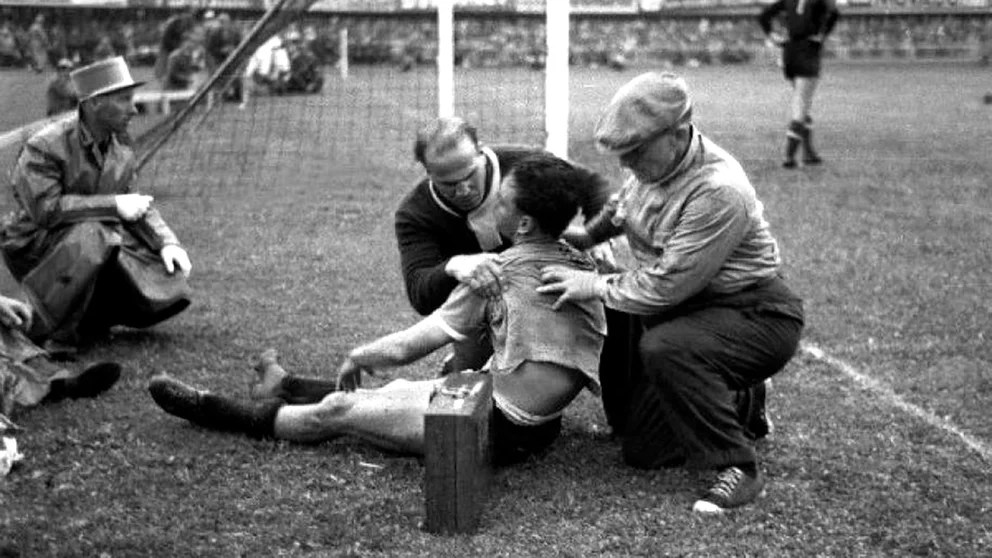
<box><xmin>48</xmin><ymin>362</ymin><xmax>121</xmax><ymax>401</ymax></box>
<box><xmin>148</xmin><ymin>375</ymin><xmax>208</xmax><ymax>424</ymax></box>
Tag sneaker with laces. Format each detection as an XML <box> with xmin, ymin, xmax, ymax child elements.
<box><xmin>693</xmin><ymin>466</ymin><xmax>766</xmax><ymax>514</ymax></box>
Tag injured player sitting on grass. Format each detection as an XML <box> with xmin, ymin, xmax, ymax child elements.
<box><xmin>149</xmin><ymin>153</ymin><xmax>606</xmax><ymax>465</ymax></box>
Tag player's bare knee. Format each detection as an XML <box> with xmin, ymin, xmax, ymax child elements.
<box><xmin>314</xmin><ymin>391</ymin><xmax>355</xmax><ymax>414</ymax></box>
<box><xmin>283</xmin><ymin>392</ymin><xmax>356</xmax><ymax>439</ymax></box>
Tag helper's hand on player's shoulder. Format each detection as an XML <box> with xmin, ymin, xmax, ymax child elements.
<box><xmin>160</xmin><ymin>244</ymin><xmax>192</xmax><ymax>278</ymax></box>
<box><xmin>445</xmin><ymin>253</ymin><xmax>503</xmax><ymax>299</ymax></box>
<box><xmin>115</xmin><ymin>193</ymin><xmax>154</xmax><ymax>221</ymax></box>
<box><xmin>0</xmin><ymin>296</ymin><xmax>32</xmax><ymax>331</ymax></box>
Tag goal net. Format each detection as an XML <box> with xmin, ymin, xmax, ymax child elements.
<box><xmin>132</xmin><ymin>0</ymin><xmax>555</xmax><ymax>199</ymax></box>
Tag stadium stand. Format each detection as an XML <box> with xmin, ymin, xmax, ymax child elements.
<box><xmin>1</xmin><ymin>0</ymin><xmax>989</xmax><ymax>200</ymax></box>
<box><xmin>0</xmin><ymin>1</ymin><xmax>989</xmax><ymax>70</ymax></box>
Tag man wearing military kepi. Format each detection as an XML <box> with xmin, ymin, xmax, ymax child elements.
<box><xmin>1</xmin><ymin>56</ymin><xmax>193</xmax><ymax>352</ymax></box>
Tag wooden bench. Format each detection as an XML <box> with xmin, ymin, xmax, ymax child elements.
<box><xmin>423</xmin><ymin>372</ymin><xmax>493</xmax><ymax>534</ymax></box>
<box><xmin>134</xmin><ymin>89</ymin><xmax>196</xmax><ymax>115</ymax></box>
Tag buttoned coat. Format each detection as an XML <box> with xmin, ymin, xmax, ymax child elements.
<box><xmin>0</xmin><ymin>115</ymin><xmax>190</xmax><ymax>341</ymax></box>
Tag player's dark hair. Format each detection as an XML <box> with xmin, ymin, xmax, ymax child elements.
<box><xmin>507</xmin><ymin>153</ymin><xmax>585</xmax><ymax>238</ymax></box>
<box><xmin>413</xmin><ymin>116</ymin><xmax>479</xmax><ymax>166</ymax></box>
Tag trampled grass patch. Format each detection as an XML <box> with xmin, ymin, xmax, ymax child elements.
<box><xmin>1</xmin><ymin>61</ymin><xmax>991</xmax><ymax>556</ymax></box>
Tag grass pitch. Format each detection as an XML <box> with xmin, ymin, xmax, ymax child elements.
<box><xmin>1</xmin><ymin>61</ymin><xmax>991</xmax><ymax>556</ymax></box>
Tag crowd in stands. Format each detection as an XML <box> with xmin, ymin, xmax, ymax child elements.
<box><xmin>1</xmin><ymin>7</ymin><xmax>990</xmax><ymax>74</ymax></box>
<box><xmin>833</xmin><ymin>14</ymin><xmax>992</xmax><ymax>60</ymax></box>
<box><xmin>283</xmin><ymin>12</ymin><xmax>992</xmax><ymax>68</ymax></box>
<box><xmin>0</xmin><ymin>9</ymin><xmax>161</xmax><ymax>70</ymax></box>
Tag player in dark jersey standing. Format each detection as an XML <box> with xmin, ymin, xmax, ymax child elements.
<box><xmin>759</xmin><ymin>0</ymin><xmax>840</xmax><ymax>168</ymax></box>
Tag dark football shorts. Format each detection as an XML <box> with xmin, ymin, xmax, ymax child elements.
<box><xmin>782</xmin><ymin>39</ymin><xmax>823</xmax><ymax>80</ymax></box>
<box><xmin>491</xmin><ymin>405</ymin><xmax>562</xmax><ymax>466</ymax></box>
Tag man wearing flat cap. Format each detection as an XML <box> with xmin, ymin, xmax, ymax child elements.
<box><xmin>1</xmin><ymin>56</ymin><xmax>192</xmax><ymax>352</ymax></box>
<box><xmin>540</xmin><ymin>72</ymin><xmax>804</xmax><ymax>514</ymax></box>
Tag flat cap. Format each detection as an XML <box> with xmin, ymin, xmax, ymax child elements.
<box><xmin>594</xmin><ymin>72</ymin><xmax>693</xmax><ymax>155</ymax></box>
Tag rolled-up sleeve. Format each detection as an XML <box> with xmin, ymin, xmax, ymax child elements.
<box><xmin>426</xmin><ymin>283</ymin><xmax>487</xmax><ymax>341</ymax></box>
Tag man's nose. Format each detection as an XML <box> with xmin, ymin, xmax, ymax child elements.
<box><xmin>454</xmin><ymin>180</ymin><xmax>473</xmax><ymax>196</ymax></box>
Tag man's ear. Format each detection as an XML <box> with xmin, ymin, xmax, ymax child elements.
<box><xmin>516</xmin><ymin>215</ymin><xmax>535</xmax><ymax>236</ymax></box>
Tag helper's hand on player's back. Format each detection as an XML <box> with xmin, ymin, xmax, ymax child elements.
<box><xmin>538</xmin><ymin>265</ymin><xmax>605</xmax><ymax>311</ymax></box>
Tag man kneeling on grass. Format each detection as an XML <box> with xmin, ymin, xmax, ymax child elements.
<box><xmin>148</xmin><ymin>153</ymin><xmax>606</xmax><ymax>464</ymax></box>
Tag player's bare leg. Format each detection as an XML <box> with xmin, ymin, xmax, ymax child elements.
<box><xmin>274</xmin><ymin>378</ymin><xmax>441</xmax><ymax>454</ymax></box>
<box><xmin>784</xmin><ymin>77</ymin><xmax>821</xmax><ymax>167</ymax></box>
<box><xmin>249</xmin><ymin>348</ymin><xmax>343</xmax><ymax>404</ymax></box>
<box><xmin>250</xmin><ymin>348</ymin><xmax>289</xmax><ymax>400</ymax></box>
<box><xmin>790</xmin><ymin>77</ymin><xmax>817</xmax><ymax>122</ymax></box>
<box><xmin>794</xmin><ymin>77</ymin><xmax>822</xmax><ymax>165</ymax></box>
<box><xmin>783</xmin><ymin>80</ymin><xmax>802</xmax><ymax>168</ymax></box>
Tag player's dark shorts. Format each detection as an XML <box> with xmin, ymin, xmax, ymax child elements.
<box><xmin>491</xmin><ymin>405</ymin><xmax>562</xmax><ymax>466</ymax></box>
<box><xmin>782</xmin><ymin>38</ymin><xmax>823</xmax><ymax>80</ymax></box>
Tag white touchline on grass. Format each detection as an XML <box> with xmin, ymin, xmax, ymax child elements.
<box><xmin>801</xmin><ymin>342</ymin><xmax>992</xmax><ymax>463</ymax></box>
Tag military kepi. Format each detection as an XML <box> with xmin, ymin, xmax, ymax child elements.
<box><xmin>70</xmin><ymin>56</ymin><xmax>145</xmax><ymax>101</ymax></box>
<box><xmin>594</xmin><ymin>71</ymin><xmax>693</xmax><ymax>156</ymax></box>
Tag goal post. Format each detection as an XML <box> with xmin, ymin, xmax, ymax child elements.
<box><xmin>544</xmin><ymin>0</ymin><xmax>570</xmax><ymax>158</ymax></box>
<box><xmin>338</xmin><ymin>27</ymin><xmax>348</xmax><ymax>79</ymax></box>
<box><xmin>436</xmin><ymin>0</ymin><xmax>455</xmax><ymax>118</ymax></box>
<box><xmin>435</xmin><ymin>0</ymin><xmax>568</xmax><ymax>156</ymax></box>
